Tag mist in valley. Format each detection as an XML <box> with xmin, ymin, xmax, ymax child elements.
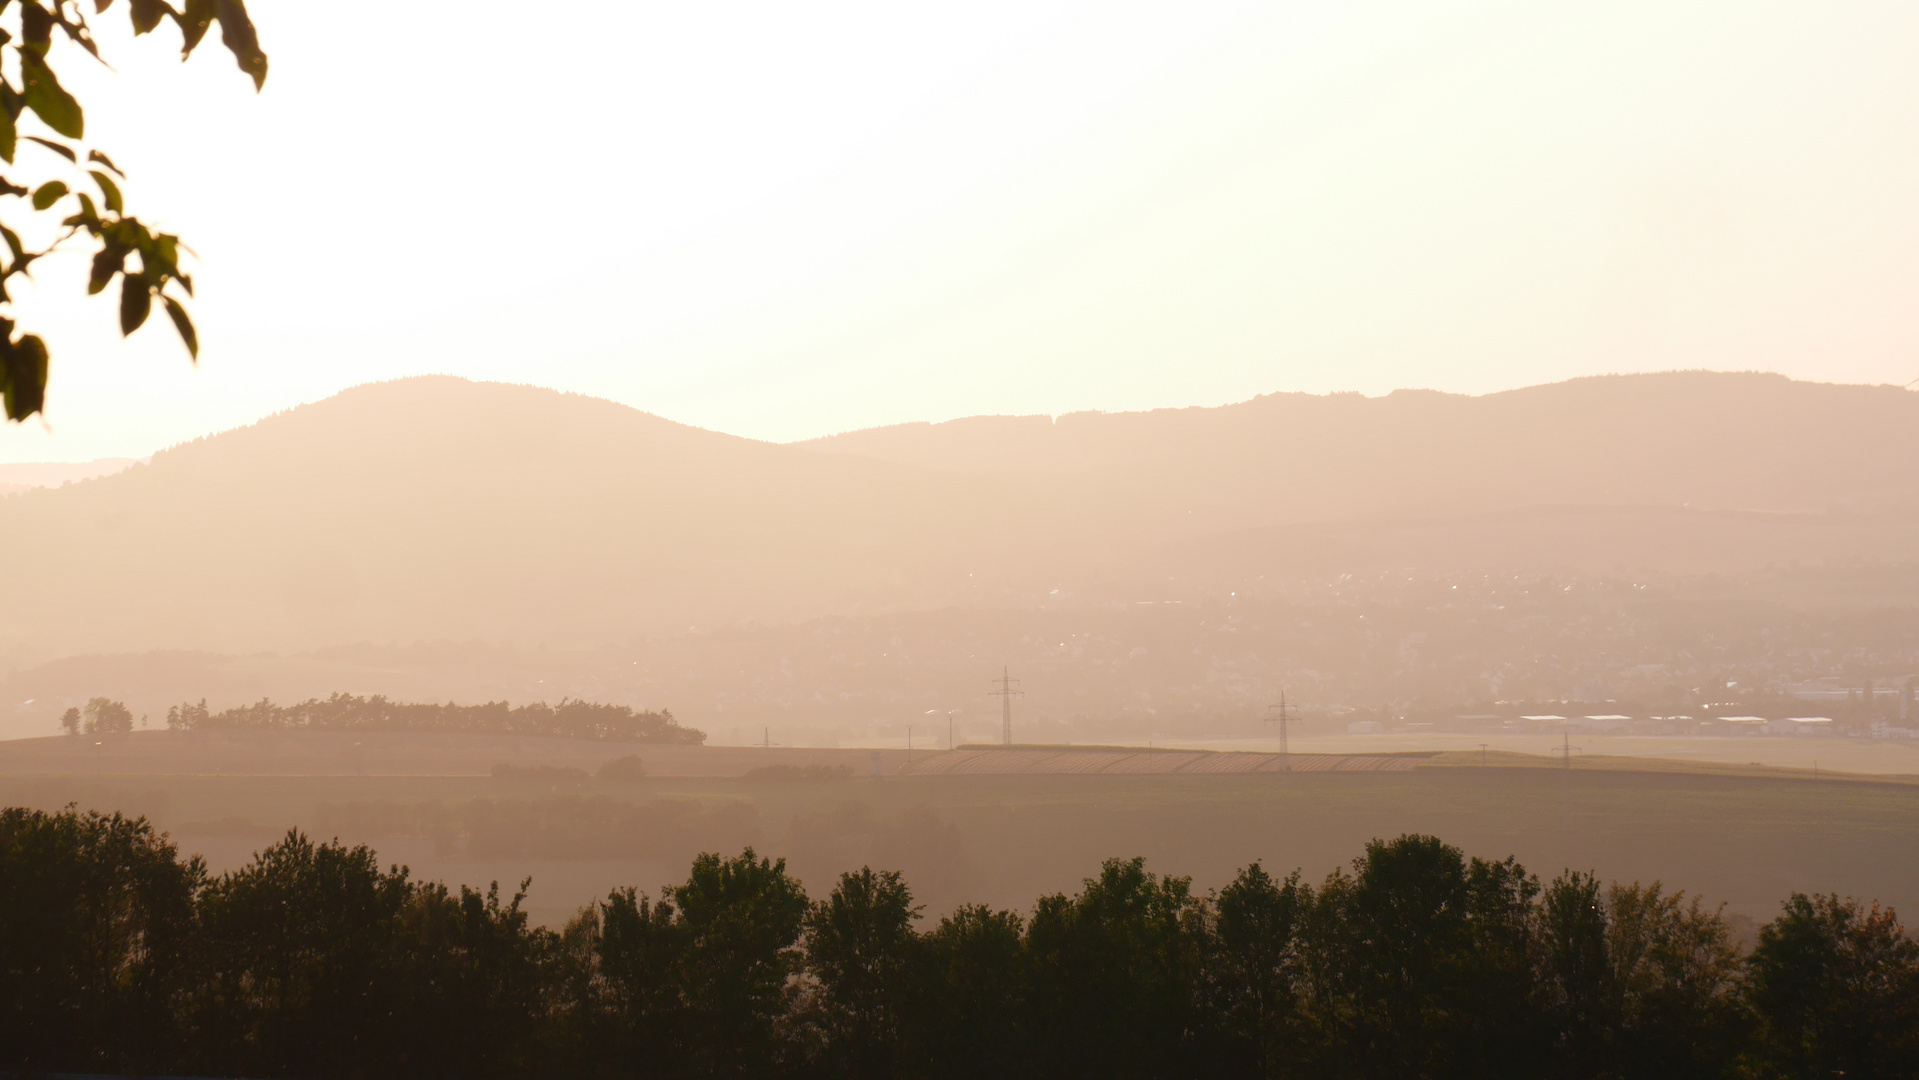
<box><xmin>7</xmin><ymin>2</ymin><xmax>1919</xmax><ymax>1076</ymax></box>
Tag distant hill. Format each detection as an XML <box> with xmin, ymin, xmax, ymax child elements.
<box><xmin>1</xmin><ymin>372</ymin><xmax>1915</xmax><ymax>665</ymax></box>
<box><xmin>0</xmin><ymin>377</ymin><xmax>1027</xmax><ymax>661</ymax></box>
<box><xmin>0</xmin><ymin>457</ymin><xmax>140</xmax><ymax>496</ymax></box>
<box><xmin>797</xmin><ymin>372</ymin><xmax>1919</xmax><ymax>519</ymax></box>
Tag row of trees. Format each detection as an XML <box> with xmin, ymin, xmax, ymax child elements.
<box><xmin>162</xmin><ymin>692</ymin><xmax>705</xmax><ymax>743</ymax></box>
<box><xmin>2</xmin><ymin>806</ymin><xmax>1914</xmax><ymax>1079</ymax></box>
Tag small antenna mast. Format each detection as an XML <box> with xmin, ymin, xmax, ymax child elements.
<box><xmin>1264</xmin><ymin>690</ymin><xmax>1296</xmax><ymax>771</ymax></box>
<box><xmin>988</xmin><ymin>667</ymin><xmax>1023</xmax><ymax>746</ymax></box>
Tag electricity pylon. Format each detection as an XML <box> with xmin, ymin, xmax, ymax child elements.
<box><xmin>988</xmin><ymin>667</ymin><xmax>1023</xmax><ymax>746</ymax></box>
<box><xmin>1264</xmin><ymin>691</ymin><xmax>1295</xmax><ymax>771</ymax></box>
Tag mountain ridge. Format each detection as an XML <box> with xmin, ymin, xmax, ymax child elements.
<box><xmin>2</xmin><ymin>370</ymin><xmax>1914</xmax><ymax>666</ymax></box>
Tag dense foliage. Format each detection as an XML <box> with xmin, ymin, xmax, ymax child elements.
<box><xmin>163</xmin><ymin>692</ymin><xmax>705</xmax><ymax>744</ymax></box>
<box><xmin>2</xmin><ymin>806</ymin><xmax>1915</xmax><ymax>1079</ymax></box>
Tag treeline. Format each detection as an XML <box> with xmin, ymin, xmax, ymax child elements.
<box><xmin>163</xmin><ymin>692</ymin><xmax>704</xmax><ymax>744</ymax></box>
<box><xmin>4</xmin><ymin>808</ymin><xmax>1916</xmax><ymax>1080</ymax></box>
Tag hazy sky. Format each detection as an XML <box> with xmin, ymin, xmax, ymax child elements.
<box><xmin>2</xmin><ymin>0</ymin><xmax>1916</xmax><ymax>461</ymax></box>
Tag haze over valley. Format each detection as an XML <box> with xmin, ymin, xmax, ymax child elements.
<box><xmin>4</xmin><ymin>370</ymin><xmax>1916</xmax><ymax>746</ymax></box>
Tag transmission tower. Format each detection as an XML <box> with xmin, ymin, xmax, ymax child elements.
<box><xmin>1551</xmin><ymin>731</ymin><xmax>1582</xmax><ymax>770</ymax></box>
<box><xmin>988</xmin><ymin>667</ymin><xmax>1023</xmax><ymax>746</ymax></box>
<box><xmin>1264</xmin><ymin>691</ymin><xmax>1295</xmax><ymax>771</ymax></box>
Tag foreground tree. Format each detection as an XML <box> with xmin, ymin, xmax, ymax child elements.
<box><xmin>0</xmin><ymin>0</ymin><xmax>266</xmax><ymax>420</ymax></box>
<box><xmin>190</xmin><ymin>831</ymin><xmax>418</xmax><ymax>1076</ymax></box>
<box><xmin>801</xmin><ymin>867</ymin><xmax>921</xmax><ymax>1078</ymax></box>
<box><xmin>1304</xmin><ymin>835</ymin><xmax>1545</xmax><ymax>1080</ymax></box>
<box><xmin>1024</xmin><ymin>856</ymin><xmax>1209</xmax><ymax>1080</ymax></box>
<box><xmin>12</xmin><ymin>807</ymin><xmax>1919</xmax><ymax>1080</ymax></box>
<box><xmin>899</xmin><ymin>902</ymin><xmax>1028</xmax><ymax>1079</ymax></box>
<box><xmin>1537</xmin><ymin>873</ymin><xmax>1748</xmax><ymax>1079</ymax></box>
<box><xmin>1206</xmin><ymin>861</ymin><xmax>1310</xmax><ymax>1077</ymax></box>
<box><xmin>1747</xmin><ymin>893</ymin><xmax>1919</xmax><ymax>1078</ymax></box>
<box><xmin>670</xmin><ymin>848</ymin><xmax>811</xmax><ymax>1075</ymax></box>
<box><xmin>0</xmin><ymin>806</ymin><xmax>202</xmax><ymax>1073</ymax></box>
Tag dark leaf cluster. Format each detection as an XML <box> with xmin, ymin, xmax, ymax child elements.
<box><xmin>0</xmin><ymin>0</ymin><xmax>265</xmax><ymax>419</ymax></box>
<box><xmin>4</xmin><ymin>808</ymin><xmax>1917</xmax><ymax>1079</ymax></box>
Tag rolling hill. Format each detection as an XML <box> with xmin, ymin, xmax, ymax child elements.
<box><xmin>1</xmin><ymin>371</ymin><xmax>1915</xmax><ymax>669</ymax></box>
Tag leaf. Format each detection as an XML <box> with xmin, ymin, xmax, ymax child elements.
<box><xmin>30</xmin><ymin>180</ymin><xmax>65</xmax><ymax>209</ymax></box>
<box><xmin>88</xmin><ymin>245</ymin><xmax>122</xmax><ymax>294</ymax></box>
<box><xmin>24</xmin><ymin>135</ymin><xmax>74</xmax><ymax>162</ymax></box>
<box><xmin>89</xmin><ymin>170</ymin><xmax>122</xmax><ymax>213</ymax></box>
<box><xmin>0</xmin><ymin>225</ymin><xmax>23</xmax><ymax>261</ymax></box>
<box><xmin>20</xmin><ymin>54</ymin><xmax>83</xmax><ymax>139</ymax></box>
<box><xmin>217</xmin><ymin>0</ymin><xmax>268</xmax><ymax>89</ymax></box>
<box><xmin>86</xmin><ymin>148</ymin><xmax>123</xmax><ymax>176</ymax></box>
<box><xmin>119</xmin><ymin>275</ymin><xmax>151</xmax><ymax>334</ymax></box>
<box><xmin>20</xmin><ymin>3</ymin><xmax>53</xmax><ymax>50</ymax></box>
<box><xmin>0</xmin><ymin>104</ymin><xmax>14</xmax><ymax>165</ymax></box>
<box><xmin>163</xmin><ymin>295</ymin><xmax>197</xmax><ymax>359</ymax></box>
<box><xmin>179</xmin><ymin>0</ymin><xmax>215</xmax><ymax>53</ymax></box>
<box><xmin>0</xmin><ymin>332</ymin><xmax>49</xmax><ymax>420</ymax></box>
<box><xmin>129</xmin><ymin>0</ymin><xmax>166</xmax><ymax>34</ymax></box>
<box><xmin>150</xmin><ymin>232</ymin><xmax>179</xmax><ymax>272</ymax></box>
<box><xmin>0</xmin><ymin>177</ymin><xmax>25</xmax><ymax>197</ymax></box>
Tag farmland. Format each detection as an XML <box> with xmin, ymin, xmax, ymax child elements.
<box><xmin>2</xmin><ymin>730</ymin><xmax>1916</xmax><ymax>928</ymax></box>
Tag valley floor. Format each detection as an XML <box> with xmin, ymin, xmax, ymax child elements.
<box><xmin>2</xmin><ymin>730</ymin><xmax>1916</xmax><ymax>929</ymax></box>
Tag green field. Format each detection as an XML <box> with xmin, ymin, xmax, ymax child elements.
<box><xmin>4</xmin><ymin>753</ymin><xmax>1916</xmax><ymax>929</ymax></box>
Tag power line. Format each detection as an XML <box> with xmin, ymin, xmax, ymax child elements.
<box><xmin>987</xmin><ymin>667</ymin><xmax>1023</xmax><ymax>746</ymax></box>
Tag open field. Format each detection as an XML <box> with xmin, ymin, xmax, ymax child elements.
<box><xmin>1164</xmin><ymin>732</ymin><xmax>1919</xmax><ymax>777</ymax></box>
<box><xmin>0</xmin><ymin>730</ymin><xmax>911</xmax><ymax>777</ymax></box>
<box><xmin>4</xmin><ymin>731</ymin><xmax>1917</xmax><ymax>929</ymax></box>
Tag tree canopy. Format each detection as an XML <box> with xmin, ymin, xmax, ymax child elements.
<box><xmin>164</xmin><ymin>692</ymin><xmax>705</xmax><ymax>744</ymax></box>
<box><xmin>0</xmin><ymin>0</ymin><xmax>266</xmax><ymax>420</ymax></box>
<box><xmin>6</xmin><ymin>809</ymin><xmax>1918</xmax><ymax>1078</ymax></box>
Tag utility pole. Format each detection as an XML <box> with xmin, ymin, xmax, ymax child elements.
<box><xmin>924</xmin><ymin>709</ymin><xmax>961</xmax><ymax>750</ymax></box>
<box><xmin>1479</xmin><ymin>743</ymin><xmax>1489</xmax><ymax>768</ymax></box>
<box><xmin>1264</xmin><ymin>691</ymin><xmax>1295</xmax><ymax>771</ymax></box>
<box><xmin>1552</xmin><ymin>731</ymin><xmax>1581</xmax><ymax>770</ymax></box>
<box><xmin>988</xmin><ymin>667</ymin><xmax>1023</xmax><ymax>746</ymax></box>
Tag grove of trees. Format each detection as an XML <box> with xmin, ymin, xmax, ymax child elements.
<box><xmin>3</xmin><ymin>806</ymin><xmax>1915</xmax><ymax>1079</ymax></box>
<box><xmin>162</xmin><ymin>692</ymin><xmax>704</xmax><ymax>744</ymax></box>
<box><xmin>58</xmin><ymin>694</ymin><xmax>135</xmax><ymax>736</ymax></box>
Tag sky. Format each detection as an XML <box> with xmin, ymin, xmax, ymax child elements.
<box><xmin>1</xmin><ymin>0</ymin><xmax>1916</xmax><ymax>462</ymax></box>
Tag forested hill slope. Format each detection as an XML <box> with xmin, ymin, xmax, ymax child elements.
<box><xmin>796</xmin><ymin>372</ymin><xmax>1919</xmax><ymax>519</ymax></box>
<box><xmin>1</xmin><ymin>373</ymin><xmax>1915</xmax><ymax>663</ymax></box>
<box><xmin>0</xmin><ymin>377</ymin><xmax>1032</xmax><ymax>659</ymax></box>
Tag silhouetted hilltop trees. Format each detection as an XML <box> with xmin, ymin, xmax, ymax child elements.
<box><xmin>164</xmin><ymin>692</ymin><xmax>703</xmax><ymax>744</ymax></box>
<box><xmin>58</xmin><ymin>695</ymin><xmax>135</xmax><ymax>736</ymax></box>
<box><xmin>4</xmin><ymin>805</ymin><xmax>1916</xmax><ymax>1079</ymax></box>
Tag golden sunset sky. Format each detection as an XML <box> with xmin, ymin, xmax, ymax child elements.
<box><xmin>3</xmin><ymin>0</ymin><xmax>1916</xmax><ymax>460</ymax></box>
